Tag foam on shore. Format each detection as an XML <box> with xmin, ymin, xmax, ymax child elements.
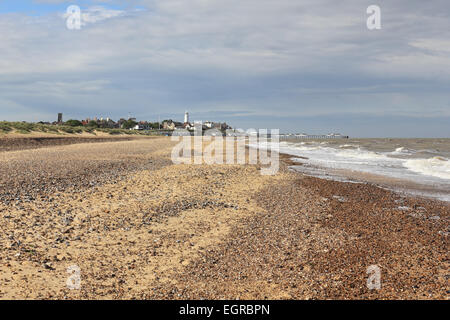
<box><xmin>250</xmin><ymin>139</ymin><xmax>450</xmax><ymax>202</ymax></box>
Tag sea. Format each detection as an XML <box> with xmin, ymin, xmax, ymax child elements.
<box><xmin>253</xmin><ymin>138</ymin><xmax>450</xmax><ymax>202</ymax></box>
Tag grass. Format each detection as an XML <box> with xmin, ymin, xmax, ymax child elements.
<box><xmin>0</xmin><ymin>122</ymin><xmax>13</xmax><ymax>133</ymax></box>
<box><xmin>0</xmin><ymin>121</ymin><xmax>159</xmax><ymax>136</ymax></box>
<box><xmin>108</xmin><ymin>129</ymin><xmax>123</xmax><ymax>135</ymax></box>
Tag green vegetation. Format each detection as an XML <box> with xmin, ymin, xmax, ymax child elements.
<box><xmin>83</xmin><ymin>127</ymin><xmax>96</xmax><ymax>134</ymax></box>
<box><xmin>64</xmin><ymin>119</ymin><xmax>83</xmax><ymax>127</ymax></box>
<box><xmin>0</xmin><ymin>122</ymin><xmax>13</xmax><ymax>133</ymax></box>
<box><xmin>0</xmin><ymin>122</ymin><xmax>35</xmax><ymax>134</ymax></box>
<box><xmin>60</xmin><ymin>126</ymin><xmax>74</xmax><ymax>134</ymax></box>
<box><xmin>149</xmin><ymin>122</ymin><xmax>160</xmax><ymax>129</ymax></box>
<box><xmin>86</xmin><ymin>120</ymin><xmax>99</xmax><ymax>128</ymax></box>
<box><xmin>0</xmin><ymin>121</ymin><xmax>158</xmax><ymax>136</ymax></box>
<box><xmin>8</xmin><ymin>122</ymin><xmax>34</xmax><ymax>133</ymax></box>
<box><xmin>108</xmin><ymin>129</ymin><xmax>122</xmax><ymax>135</ymax></box>
<box><xmin>121</xmin><ymin>119</ymin><xmax>138</xmax><ymax>130</ymax></box>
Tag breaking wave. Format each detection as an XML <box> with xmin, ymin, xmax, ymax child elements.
<box><xmin>404</xmin><ymin>157</ymin><xmax>450</xmax><ymax>180</ymax></box>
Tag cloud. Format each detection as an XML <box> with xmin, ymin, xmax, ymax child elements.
<box><xmin>62</xmin><ymin>5</ymin><xmax>125</xmax><ymax>26</ymax></box>
<box><xmin>0</xmin><ymin>0</ymin><xmax>449</xmax><ymax>136</ymax></box>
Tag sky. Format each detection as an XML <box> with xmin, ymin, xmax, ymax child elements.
<box><xmin>0</xmin><ymin>0</ymin><xmax>449</xmax><ymax>137</ymax></box>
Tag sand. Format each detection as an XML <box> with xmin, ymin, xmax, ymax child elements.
<box><xmin>0</xmin><ymin>136</ymin><xmax>448</xmax><ymax>299</ymax></box>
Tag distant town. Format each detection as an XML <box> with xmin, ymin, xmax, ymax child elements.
<box><xmin>43</xmin><ymin>111</ymin><xmax>232</xmax><ymax>132</ymax></box>
<box><xmin>43</xmin><ymin>113</ymin><xmax>348</xmax><ymax>138</ymax></box>
<box><xmin>2</xmin><ymin>111</ymin><xmax>348</xmax><ymax>139</ymax></box>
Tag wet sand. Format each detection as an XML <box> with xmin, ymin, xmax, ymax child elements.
<box><xmin>0</xmin><ymin>137</ymin><xmax>448</xmax><ymax>299</ymax></box>
<box><xmin>290</xmin><ymin>161</ymin><xmax>450</xmax><ymax>202</ymax></box>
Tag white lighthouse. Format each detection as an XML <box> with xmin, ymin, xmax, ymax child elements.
<box><xmin>184</xmin><ymin>111</ymin><xmax>189</xmax><ymax>124</ymax></box>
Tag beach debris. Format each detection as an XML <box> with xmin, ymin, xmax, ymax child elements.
<box><xmin>332</xmin><ymin>195</ymin><xmax>347</xmax><ymax>203</ymax></box>
<box><xmin>43</xmin><ymin>262</ymin><xmax>55</xmax><ymax>271</ymax></box>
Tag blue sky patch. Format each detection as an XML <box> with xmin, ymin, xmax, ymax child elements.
<box><xmin>0</xmin><ymin>1</ymin><xmax>128</xmax><ymax>15</ymax></box>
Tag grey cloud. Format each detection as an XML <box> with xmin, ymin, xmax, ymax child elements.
<box><xmin>0</xmin><ymin>1</ymin><xmax>449</xmax><ymax>136</ymax></box>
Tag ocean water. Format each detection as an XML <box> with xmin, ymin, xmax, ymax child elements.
<box><xmin>253</xmin><ymin>138</ymin><xmax>450</xmax><ymax>202</ymax></box>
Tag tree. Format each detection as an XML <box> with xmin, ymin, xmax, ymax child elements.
<box><xmin>86</xmin><ymin>120</ymin><xmax>99</xmax><ymax>128</ymax></box>
<box><xmin>65</xmin><ymin>119</ymin><xmax>83</xmax><ymax>127</ymax></box>
<box><xmin>122</xmin><ymin>119</ymin><xmax>137</xmax><ymax>129</ymax></box>
<box><xmin>150</xmin><ymin>122</ymin><xmax>160</xmax><ymax>129</ymax></box>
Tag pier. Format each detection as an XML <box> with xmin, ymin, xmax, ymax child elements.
<box><xmin>278</xmin><ymin>134</ymin><xmax>349</xmax><ymax>140</ymax></box>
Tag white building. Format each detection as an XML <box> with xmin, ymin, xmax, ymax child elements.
<box><xmin>184</xmin><ymin>111</ymin><xmax>189</xmax><ymax>123</ymax></box>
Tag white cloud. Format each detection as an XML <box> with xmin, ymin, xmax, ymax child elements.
<box><xmin>62</xmin><ymin>5</ymin><xmax>125</xmax><ymax>26</ymax></box>
<box><xmin>410</xmin><ymin>39</ymin><xmax>450</xmax><ymax>53</ymax></box>
<box><xmin>0</xmin><ymin>0</ymin><xmax>449</xmax><ymax>131</ymax></box>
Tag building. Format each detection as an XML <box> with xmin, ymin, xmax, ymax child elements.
<box><xmin>98</xmin><ymin>118</ymin><xmax>116</xmax><ymax>128</ymax></box>
<box><xmin>203</xmin><ymin>121</ymin><xmax>231</xmax><ymax>131</ymax></box>
<box><xmin>117</xmin><ymin>118</ymin><xmax>126</xmax><ymax>128</ymax></box>
<box><xmin>184</xmin><ymin>111</ymin><xmax>189</xmax><ymax>124</ymax></box>
<box><xmin>57</xmin><ymin>113</ymin><xmax>63</xmax><ymax>124</ymax></box>
<box><xmin>162</xmin><ymin>120</ymin><xmax>184</xmax><ymax>130</ymax></box>
<box><xmin>162</xmin><ymin>120</ymin><xmax>175</xmax><ymax>130</ymax></box>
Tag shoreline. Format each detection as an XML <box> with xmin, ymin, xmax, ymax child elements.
<box><xmin>0</xmin><ymin>137</ymin><xmax>448</xmax><ymax>299</ymax></box>
<box><xmin>280</xmin><ymin>152</ymin><xmax>450</xmax><ymax>203</ymax></box>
